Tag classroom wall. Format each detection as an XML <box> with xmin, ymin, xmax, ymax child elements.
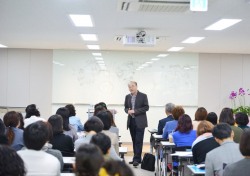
<box><xmin>0</xmin><ymin>48</ymin><xmax>53</xmax><ymax>119</ymax></box>
<box><xmin>198</xmin><ymin>53</ymin><xmax>250</xmax><ymax>115</ymax></box>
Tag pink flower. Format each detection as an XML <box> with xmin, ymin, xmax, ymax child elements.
<box><xmin>229</xmin><ymin>91</ymin><xmax>237</xmax><ymax>99</ymax></box>
<box><xmin>239</xmin><ymin>88</ymin><xmax>245</xmax><ymax>96</ymax></box>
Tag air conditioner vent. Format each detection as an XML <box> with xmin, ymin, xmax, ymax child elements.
<box><xmin>118</xmin><ymin>0</ymin><xmax>190</xmax><ymax>12</ymax></box>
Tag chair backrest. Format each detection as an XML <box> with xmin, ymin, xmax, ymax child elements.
<box><xmin>172</xmin><ymin>146</ymin><xmax>191</xmax><ymax>153</ymax></box>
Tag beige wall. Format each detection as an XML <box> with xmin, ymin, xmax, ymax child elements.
<box><xmin>198</xmin><ymin>53</ymin><xmax>250</xmax><ymax>115</ymax></box>
<box><xmin>0</xmin><ymin>48</ymin><xmax>53</xmax><ymax>119</ymax></box>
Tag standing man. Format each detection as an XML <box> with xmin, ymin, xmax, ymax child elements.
<box><xmin>124</xmin><ymin>81</ymin><xmax>149</xmax><ymax>166</ymax></box>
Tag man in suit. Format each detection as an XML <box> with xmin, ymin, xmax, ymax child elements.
<box><xmin>205</xmin><ymin>123</ymin><xmax>243</xmax><ymax>176</ymax></box>
<box><xmin>157</xmin><ymin>103</ymin><xmax>175</xmax><ymax>135</ymax></box>
<box><xmin>124</xmin><ymin>81</ymin><xmax>149</xmax><ymax>166</ymax></box>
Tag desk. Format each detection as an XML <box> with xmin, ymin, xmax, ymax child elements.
<box><xmin>170</xmin><ymin>152</ymin><xmax>193</xmax><ymax>176</ymax></box>
<box><xmin>148</xmin><ymin>129</ymin><xmax>158</xmax><ymax>154</ymax></box>
<box><xmin>187</xmin><ymin>165</ymin><xmax>205</xmax><ymax>175</ymax></box>
<box><xmin>63</xmin><ymin>157</ymin><xmax>75</xmax><ymax>164</ymax></box>
<box><xmin>119</xmin><ymin>147</ymin><xmax>127</xmax><ymax>159</ymax></box>
<box><xmin>152</xmin><ymin>134</ymin><xmax>164</xmax><ymax>176</ymax></box>
<box><xmin>61</xmin><ymin>173</ymin><xmax>75</xmax><ymax>176</ymax></box>
<box><xmin>160</xmin><ymin>141</ymin><xmax>176</xmax><ymax>176</ymax></box>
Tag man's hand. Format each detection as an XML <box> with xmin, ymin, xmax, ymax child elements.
<box><xmin>128</xmin><ymin>109</ymin><xmax>135</xmax><ymax>115</ymax></box>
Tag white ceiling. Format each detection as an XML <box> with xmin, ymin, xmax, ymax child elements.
<box><xmin>0</xmin><ymin>0</ymin><xmax>250</xmax><ymax>54</ymax></box>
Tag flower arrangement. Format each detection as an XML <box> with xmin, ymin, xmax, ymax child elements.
<box><xmin>229</xmin><ymin>88</ymin><xmax>250</xmax><ymax>115</ymax></box>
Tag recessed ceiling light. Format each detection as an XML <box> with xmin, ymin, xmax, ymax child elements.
<box><xmin>157</xmin><ymin>54</ymin><xmax>168</xmax><ymax>57</ymax></box>
<box><xmin>87</xmin><ymin>45</ymin><xmax>100</xmax><ymax>50</ymax></box>
<box><xmin>205</xmin><ymin>19</ymin><xmax>242</xmax><ymax>31</ymax></box>
<box><xmin>168</xmin><ymin>47</ymin><xmax>184</xmax><ymax>52</ymax></box>
<box><xmin>97</xmin><ymin>60</ymin><xmax>104</xmax><ymax>64</ymax></box>
<box><xmin>53</xmin><ymin>61</ymin><xmax>65</xmax><ymax>66</ymax></box>
<box><xmin>136</xmin><ymin>69</ymin><xmax>141</xmax><ymax>71</ymax></box>
<box><xmin>0</xmin><ymin>44</ymin><xmax>7</xmax><ymax>48</ymax></box>
<box><xmin>182</xmin><ymin>37</ymin><xmax>205</xmax><ymax>44</ymax></box>
<box><xmin>151</xmin><ymin>58</ymin><xmax>160</xmax><ymax>61</ymax></box>
<box><xmin>95</xmin><ymin>57</ymin><xmax>103</xmax><ymax>60</ymax></box>
<box><xmin>81</xmin><ymin>34</ymin><xmax>98</xmax><ymax>41</ymax></box>
<box><xmin>146</xmin><ymin>62</ymin><xmax>153</xmax><ymax>64</ymax></box>
<box><xmin>92</xmin><ymin>53</ymin><xmax>102</xmax><ymax>56</ymax></box>
<box><xmin>69</xmin><ymin>14</ymin><xmax>93</xmax><ymax>27</ymax></box>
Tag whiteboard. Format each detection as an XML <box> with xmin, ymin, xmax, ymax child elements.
<box><xmin>52</xmin><ymin>50</ymin><xmax>198</xmax><ymax>106</ymax></box>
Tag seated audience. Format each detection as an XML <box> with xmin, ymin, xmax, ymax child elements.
<box><xmin>235</xmin><ymin>112</ymin><xmax>249</xmax><ymax>130</ymax></box>
<box><xmin>56</xmin><ymin>107</ymin><xmax>78</xmax><ymax>141</ymax></box>
<box><xmin>91</xmin><ymin>133</ymin><xmax>112</xmax><ymax>161</ymax></box>
<box><xmin>96</xmin><ymin>111</ymin><xmax>119</xmax><ymax>154</ymax></box>
<box><xmin>0</xmin><ymin>118</ymin><xmax>8</xmax><ymax>145</ymax></box>
<box><xmin>99</xmin><ymin>160</ymin><xmax>134</xmax><ymax>176</ymax></box>
<box><xmin>193</xmin><ymin>107</ymin><xmax>207</xmax><ymax>130</ymax></box>
<box><xmin>192</xmin><ymin>120</ymin><xmax>220</xmax><ymax>164</ymax></box>
<box><xmin>3</xmin><ymin>111</ymin><xmax>24</xmax><ymax>151</ymax></box>
<box><xmin>206</xmin><ymin>112</ymin><xmax>218</xmax><ymax>125</ymax></box>
<box><xmin>108</xmin><ymin>110</ymin><xmax>119</xmax><ymax>136</ymax></box>
<box><xmin>75</xmin><ymin>116</ymin><xmax>104</xmax><ymax>150</ymax></box>
<box><xmin>42</xmin><ymin>122</ymin><xmax>64</xmax><ymax>171</ymax></box>
<box><xmin>75</xmin><ymin>143</ymin><xmax>104</xmax><ymax>176</ymax></box>
<box><xmin>65</xmin><ymin>104</ymin><xmax>84</xmax><ymax>132</ymax></box>
<box><xmin>0</xmin><ymin>145</ymin><xmax>26</xmax><ymax>176</ymax></box>
<box><xmin>162</xmin><ymin>106</ymin><xmax>185</xmax><ymax>139</ymax></box>
<box><xmin>94</xmin><ymin>102</ymin><xmax>107</xmax><ymax>116</ymax></box>
<box><xmin>17</xmin><ymin>112</ymin><xmax>25</xmax><ymax>130</ymax></box>
<box><xmin>157</xmin><ymin>103</ymin><xmax>175</xmax><ymax>135</ymax></box>
<box><xmin>24</xmin><ymin>104</ymin><xmax>45</xmax><ymax>128</ymax></box>
<box><xmin>219</xmin><ymin>107</ymin><xmax>243</xmax><ymax>143</ymax></box>
<box><xmin>173</xmin><ymin>114</ymin><xmax>196</xmax><ymax>147</ymax></box>
<box><xmin>223</xmin><ymin>128</ymin><xmax>250</xmax><ymax>176</ymax></box>
<box><xmin>17</xmin><ymin>121</ymin><xmax>60</xmax><ymax>176</ymax></box>
<box><xmin>205</xmin><ymin>123</ymin><xmax>243</xmax><ymax>176</ymax></box>
<box><xmin>48</xmin><ymin>115</ymin><xmax>75</xmax><ymax>157</ymax></box>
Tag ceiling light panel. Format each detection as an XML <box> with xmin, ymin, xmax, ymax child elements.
<box><xmin>87</xmin><ymin>45</ymin><xmax>100</xmax><ymax>50</ymax></box>
<box><xmin>0</xmin><ymin>44</ymin><xmax>7</xmax><ymax>47</ymax></box>
<box><xmin>157</xmin><ymin>54</ymin><xmax>169</xmax><ymax>57</ymax></box>
<box><xmin>95</xmin><ymin>57</ymin><xmax>103</xmax><ymax>60</ymax></box>
<box><xmin>168</xmin><ymin>47</ymin><xmax>184</xmax><ymax>51</ymax></box>
<box><xmin>81</xmin><ymin>34</ymin><xmax>98</xmax><ymax>41</ymax></box>
<box><xmin>182</xmin><ymin>37</ymin><xmax>205</xmax><ymax>44</ymax></box>
<box><xmin>151</xmin><ymin>58</ymin><xmax>160</xmax><ymax>61</ymax></box>
<box><xmin>69</xmin><ymin>14</ymin><xmax>93</xmax><ymax>27</ymax></box>
<box><xmin>92</xmin><ymin>53</ymin><xmax>102</xmax><ymax>56</ymax></box>
<box><xmin>205</xmin><ymin>19</ymin><xmax>242</xmax><ymax>31</ymax></box>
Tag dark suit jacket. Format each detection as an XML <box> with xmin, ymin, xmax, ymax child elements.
<box><xmin>157</xmin><ymin>115</ymin><xmax>174</xmax><ymax>135</ymax></box>
<box><xmin>124</xmin><ymin>91</ymin><xmax>149</xmax><ymax>129</ymax></box>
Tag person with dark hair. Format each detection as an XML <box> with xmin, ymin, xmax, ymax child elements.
<box><xmin>56</xmin><ymin>107</ymin><xmax>78</xmax><ymax>141</ymax></box>
<box><xmin>124</xmin><ymin>81</ymin><xmax>149</xmax><ymax>166</ymax></box>
<box><xmin>205</xmin><ymin>123</ymin><xmax>243</xmax><ymax>176</ymax></box>
<box><xmin>41</xmin><ymin>122</ymin><xmax>64</xmax><ymax>171</ymax></box>
<box><xmin>65</xmin><ymin>104</ymin><xmax>84</xmax><ymax>132</ymax></box>
<box><xmin>235</xmin><ymin>112</ymin><xmax>249</xmax><ymax>129</ymax></box>
<box><xmin>223</xmin><ymin>129</ymin><xmax>250</xmax><ymax>176</ymax></box>
<box><xmin>94</xmin><ymin>102</ymin><xmax>107</xmax><ymax>116</ymax></box>
<box><xmin>107</xmin><ymin>110</ymin><xmax>119</xmax><ymax>136</ymax></box>
<box><xmin>75</xmin><ymin>116</ymin><xmax>104</xmax><ymax>150</ymax></box>
<box><xmin>24</xmin><ymin>104</ymin><xmax>45</xmax><ymax>128</ymax></box>
<box><xmin>96</xmin><ymin>111</ymin><xmax>119</xmax><ymax>155</ymax></box>
<box><xmin>0</xmin><ymin>118</ymin><xmax>8</xmax><ymax>145</ymax></box>
<box><xmin>206</xmin><ymin>112</ymin><xmax>218</xmax><ymax>125</ymax></box>
<box><xmin>90</xmin><ymin>133</ymin><xmax>112</xmax><ymax>161</ymax></box>
<box><xmin>3</xmin><ymin>111</ymin><xmax>24</xmax><ymax>151</ymax></box>
<box><xmin>157</xmin><ymin>103</ymin><xmax>175</xmax><ymax>135</ymax></box>
<box><xmin>75</xmin><ymin>143</ymin><xmax>104</xmax><ymax>176</ymax></box>
<box><xmin>192</xmin><ymin>121</ymin><xmax>219</xmax><ymax>164</ymax></box>
<box><xmin>173</xmin><ymin>114</ymin><xmax>196</xmax><ymax>147</ymax></box>
<box><xmin>219</xmin><ymin>107</ymin><xmax>243</xmax><ymax>143</ymax></box>
<box><xmin>162</xmin><ymin>106</ymin><xmax>185</xmax><ymax>139</ymax></box>
<box><xmin>193</xmin><ymin>107</ymin><xmax>208</xmax><ymax>130</ymax></box>
<box><xmin>17</xmin><ymin>112</ymin><xmax>25</xmax><ymax>130</ymax></box>
<box><xmin>48</xmin><ymin>115</ymin><xmax>75</xmax><ymax>157</ymax></box>
<box><xmin>17</xmin><ymin>121</ymin><xmax>60</xmax><ymax>175</ymax></box>
<box><xmin>99</xmin><ymin>160</ymin><xmax>134</xmax><ymax>176</ymax></box>
<box><xmin>0</xmin><ymin>145</ymin><xmax>26</xmax><ymax>176</ymax></box>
